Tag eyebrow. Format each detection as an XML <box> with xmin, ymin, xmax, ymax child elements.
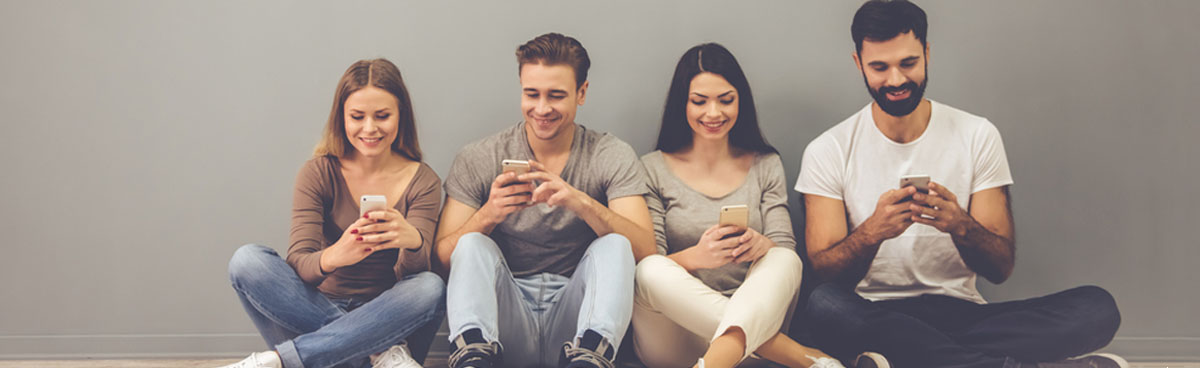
<box><xmin>691</xmin><ymin>90</ymin><xmax>736</xmax><ymax>98</ymax></box>
<box><xmin>868</xmin><ymin>55</ymin><xmax>921</xmax><ymax>67</ymax></box>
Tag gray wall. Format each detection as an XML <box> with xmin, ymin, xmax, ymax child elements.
<box><xmin>1</xmin><ymin>0</ymin><xmax>1196</xmax><ymax>362</ymax></box>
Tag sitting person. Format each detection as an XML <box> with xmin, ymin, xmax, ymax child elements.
<box><xmin>433</xmin><ymin>33</ymin><xmax>655</xmax><ymax>368</ymax></box>
<box><xmin>632</xmin><ymin>42</ymin><xmax>841</xmax><ymax>368</ymax></box>
<box><xmin>225</xmin><ymin>59</ymin><xmax>444</xmax><ymax>368</ymax></box>
<box><xmin>797</xmin><ymin>2</ymin><xmax>1124</xmax><ymax>368</ymax></box>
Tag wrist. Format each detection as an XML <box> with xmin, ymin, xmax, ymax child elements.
<box><xmin>319</xmin><ymin>249</ymin><xmax>338</xmax><ymax>274</ymax></box>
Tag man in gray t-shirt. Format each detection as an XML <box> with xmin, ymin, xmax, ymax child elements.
<box><xmin>434</xmin><ymin>33</ymin><xmax>654</xmax><ymax>368</ymax></box>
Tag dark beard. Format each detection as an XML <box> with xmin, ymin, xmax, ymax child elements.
<box><xmin>864</xmin><ymin>72</ymin><xmax>928</xmax><ymax>117</ymax></box>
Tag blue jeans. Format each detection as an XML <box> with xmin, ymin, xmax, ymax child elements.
<box><xmin>446</xmin><ymin>233</ymin><xmax>635</xmax><ymax>368</ymax></box>
<box><xmin>805</xmin><ymin>283</ymin><xmax>1121</xmax><ymax>368</ymax></box>
<box><xmin>229</xmin><ymin>244</ymin><xmax>445</xmax><ymax>368</ymax></box>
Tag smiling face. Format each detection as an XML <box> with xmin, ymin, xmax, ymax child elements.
<box><xmin>854</xmin><ymin>30</ymin><xmax>929</xmax><ymax>117</ymax></box>
<box><xmin>686</xmin><ymin>72</ymin><xmax>739</xmax><ymax>142</ymax></box>
<box><xmin>520</xmin><ymin>63</ymin><xmax>587</xmax><ymax>142</ymax></box>
<box><xmin>342</xmin><ymin>86</ymin><xmax>400</xmax><ymax>158</ymax></box>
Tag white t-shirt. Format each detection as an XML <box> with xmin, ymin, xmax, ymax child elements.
<box><xmin>795</xmin><ymin>101</ymin><xmax>1013</xmax><ymax>304</ymax></box>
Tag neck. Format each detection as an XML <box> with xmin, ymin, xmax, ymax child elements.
<box><xmin>527</xmin><ymin>121</ymin><xmax>576</xmax><ymax>160</ymax></box>
<box><xmin>678</xmin><ymin>135</ymin><xmax>737</xmax><ymax>171</ymax></box>
<box><xmin>344</xmin><ymin>151</ymin><xmax>403</xmax><ymax>174</ymax></box>
<box><xmin>872</xmin><ymin>99</ymin><xmax>932</xmax><ymax>143</ymax></box>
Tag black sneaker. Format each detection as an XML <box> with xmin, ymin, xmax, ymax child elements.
<box><xmin>1037</xmin><ymin>353</ymin><xmax>1130</xmax><ymax>368</ymax></box>
<box><xmin>559</xmin><ymin>330</ymin><xmax>615</xmax><ymax>368</ymax></box>
<box><xmin>448</xmin><ymin>329</ymin><xmax>502</xmax><ymax>368</ymax></box>
<box><xmin>853</xmin><ymin>352</ymin><xmax>890</xmax><ymax>368</ymax></box>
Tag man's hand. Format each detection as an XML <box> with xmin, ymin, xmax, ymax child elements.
<box><xmin>476</xmin><ymin>171</ymin><xmax>536</xmax><ymax>227</ymax></box>
<box><xmin>520</xmin><ymin>160</ymin><xmax>588</xmax><ymax>212</ymax></box>
<box><xmin>910</xmin><ymin>181</ymin><xmax>974</xmax><ymax>237</ymax></box>
<box><xmin>857</xmin><ymin>186</ymin><xmax>918</xmax><ymax>243</ymax></box>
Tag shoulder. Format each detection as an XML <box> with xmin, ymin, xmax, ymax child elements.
<box><xmin>639</xmin><ymin>150</ymin><xmax>666</xmax><ymax>169</ymax></box>
<box><xmin>455</xmin><ymin>122</ymin><xmax>523</xmax><ymax>161</ymax></box>
<box><xmin>932</xmin><ymin>101</ymin><xmax>999</xmax><ymax>136</ymax></box>
<box><xmin>586</xmin><ymin>125</ymin><xmax>637</xmax><ymax>155</ymax></box>
<box><xmin>298</xmin><ymin>155</ymin><xmax>338</xmax><ymax>181</ymax></box>
<box><xmin>412</xmin><ymin>162</ymin><xmax>443</xmax><ymax>188</ymax></box>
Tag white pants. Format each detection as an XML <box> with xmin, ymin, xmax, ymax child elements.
<box><xmin>632</xmin><ymin>247</ymin><xmax>803</xmax><ymax>368</ymax></box>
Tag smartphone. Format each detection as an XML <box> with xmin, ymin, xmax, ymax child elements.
<box><xmin>900</xmin><ymin>174</ymin><xmax>931</xmax><ymax>194</ymax></box>
<box><xmin>719</xmin><ymin>205</ymin><xmax>749</xmax><ymax>239</ymax></box>
<box><xmin>501</xmin><ymin>159</ymin><xmax>530</xmax><ymax>176</ymax></box>
<box><xmin>360</xmin><ymin>195</ymin><xmax>387</xmax><ymax>217</ymax></box>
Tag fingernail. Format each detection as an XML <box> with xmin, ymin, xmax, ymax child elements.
<box><xmin>356</xmin><ymin>236</ymin><xmax>363</xmax><ymax>241</ymax></box>
<box><xmin>351</xmin><ymin>229</ymin><xmax>358</xmax><ymax>234</ymax></box>
<box><xmin>365</xmin><ymin>248</ymin><xmax>373</xmax><ymax>252</ymax></box>
<box><xmin>363</xmin><ymin>214</ymin><xmax>369</xmax><ymax>219</ymax></box>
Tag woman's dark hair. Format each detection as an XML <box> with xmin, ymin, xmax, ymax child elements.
<box><xmin>655</xmin><ymin>43</ymin><xmax>776</xmax><ymax>155</ymax></box>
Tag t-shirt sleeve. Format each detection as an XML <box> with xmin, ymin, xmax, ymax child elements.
<box><xmin>641</xmin><ymin>157</ymin><xmax>670</xmax><ymax>255</ymax></box>
<box><xmin>287</xmin><ymin>158</ymin><xmax>331</xmax><ymax>285</ymax></box>
<box><xmin>759</xmin><ymin>154</ymin><xmax>797</xmax><ymax>251</ymax></box>
<box><xmin>396</xmin><ymin>166</ymin><xmax>443</xmax><ymax>278</ymax></box>
<box><xmin>971</xmin><ymin>121</ymin><xmax>1014</xmax><ymax>193</ymax></box>
<box><xmin>597</xmin><ymin>137</ymin><xmax>649</xmax><ymax>200</ymax></box>
<box><xmin>444</xmin><ymin>145</ymin><xmax>491</xmax><ymax>209</ymax></box>
<box><xmin>794</xmin><ymin>133</ymin><xmax>846</xmax><ymax>200</ymax></box>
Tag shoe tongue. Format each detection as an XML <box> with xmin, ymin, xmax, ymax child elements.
<box><xmin>577</xmin><ymin>330</ymin><xmax>612</xmax><ymax>360</ymax></box>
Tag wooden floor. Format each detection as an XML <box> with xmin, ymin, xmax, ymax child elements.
<box><xmin>0</xmin><ymin>360</ymin><xmax>1197</xmax><ymax>368</ymax></box>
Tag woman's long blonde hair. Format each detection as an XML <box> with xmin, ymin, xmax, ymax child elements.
<box><xmin>313</xmin><ymin>58</ymin><xmax>421</xmax><ymax>161</ymax></box>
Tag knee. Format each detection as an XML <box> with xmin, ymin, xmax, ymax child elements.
<box><xmin>805</xmin><ymin>283</ymin><xmax>865</xmax><ymax>334</ymax></box>
<box><xmin>588</xmin><ymin>233</ymin><xmax>634</xmax><ymax>265</ymax></box>
<box><xmin>764</xmin><ymin>247</ymin><xmax>804</xmax><ymax>280</ymax></box>
<box><xmin>401</xmin><ymin>271</ymin><xmax>447</xmax><ymax>311</ymax></box>
<box><xmin>449</xmin><ymin>232</ymin><xmax>502</xmax><ymax>266</ymax></box>
<box><xmin>228</xmin><ymin>244</ymin><xmax>276</xmax><ymax>285</ymax></box>
<box><xmin>1064</xmin><ymin>285</ymin><xmax>1121</xmax><ymax>337</ymax></box>
<box><xmin>633</xmin><ymin>255</ymin><xmax>675</xmax><ymax>299</ymax></box>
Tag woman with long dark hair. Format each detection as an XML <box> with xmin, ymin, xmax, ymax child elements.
<box><xmin>632</xmin><ymin>43</ymin><xmax>841</xmax><ymax>368</ymax></box>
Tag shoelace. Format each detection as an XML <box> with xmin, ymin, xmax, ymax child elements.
<box><xmin>448</xmin><ymin>341</ymin><xmax>499</xmax><ymax>368</ymax></box>
<box><xmin>562</xmin><ymin>344</ymin><xmax>614</xmax><ymax>368</ymax></box>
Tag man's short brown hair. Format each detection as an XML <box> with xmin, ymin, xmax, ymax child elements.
<box><xmin>516</xmin><ymin>32</ymin><xmax>590</xmax><ymax>89</ymax></box>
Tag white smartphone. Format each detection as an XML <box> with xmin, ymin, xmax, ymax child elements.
<box><xmin>719</xmin><ymin>204</ymin><xmax>749</xmax><ymax>239</ymax></box>
<box><xmin>899</xmin><ymin>174</ymin><xmax>931</xmax><ymax>193</ymax></box>
<box><xmin>360</xmin><ymin>195</ymin><xmax>387</xmax><ymax>217</ymax></box>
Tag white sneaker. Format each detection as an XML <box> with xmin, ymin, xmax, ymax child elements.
<box><xmin>853</xmin><ymin>352</ymin><xmax>890</xmax><ymax>368</ymax></box>
<box><xmin>806</xmin><ymin>355</ymin><xmax>847</xmax><ymax>368</ymax></box>
<box><xmin>371</xmin><ymin>343</ymin><xmax>422</xmax><ymax>368</ymax></box>
<box><xmin>219</xmin><ymin>351</ymin><xmax>281</xmax><ymax>368</ymax></box>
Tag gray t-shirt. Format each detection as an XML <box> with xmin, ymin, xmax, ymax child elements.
<box><xmin>642</xmin><ymin>151</ymin><xmax>796</xmax><ymax>295</ymax></box>
<box><xmin>445</xmin><ymin>121</ymin><xmax>648</xmax><ymax>277</ymax></box>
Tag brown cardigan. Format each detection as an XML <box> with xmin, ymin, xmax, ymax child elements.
<box><xmin>286</xmin><ymin>155</ymin><xmax>442</xmax><ymax>300</ymax></box>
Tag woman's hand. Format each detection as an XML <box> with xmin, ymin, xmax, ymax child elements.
<box><xmin>319</xmin><ymin>217</ymin><xmax>379</xmax><ymax>273</ymax></box>
<box><xmin>679</xmin><ymin>224</ymin><xmax>744</xmax><ymax>270</ymax></box>
<box><xmin>730</xmin><ymin>228</ymin><xmax>773</xmax><ymax>263</ymax></box>
<box><xmin>358</xmin><ymin>208</ymin><xmax>422</xmax><ymax>250</ymax></box>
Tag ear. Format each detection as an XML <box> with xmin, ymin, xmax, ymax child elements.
<box><xmin>852</xmin><ymin>50</ymin><xmax>863</xmax><ymax>73</ymax></box>
<box><xmin>576</xmin><ymin>80</ymin><xmax>589</xmax><ymax>106</ymax></box>
<box><xmin>924</xmin><ymin>42</ymin><xmax>932</xmax><ymax>65</ymax></box>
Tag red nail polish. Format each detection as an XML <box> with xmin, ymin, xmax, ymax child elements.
<box><xmin>356</xmin><ymin>236</ymin><xmax>363</xmax><ymax>241</ymax></box>
<box><xmin>365</xmin><ymin>248</ymin><xmax>373</xmax><ymax>252</ymax></box>
<box><xmin>363</xmin><ymin>214</ymin><xmax>369</xmax><ymax>219</ymax></box>
<box><xmin>351</xmin><ymin>229</ymin><xmax>358</xmax><ymax>234</ymax></box>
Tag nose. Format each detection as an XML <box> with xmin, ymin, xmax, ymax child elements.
<box><xmin>363</xmin><ymin>117</ymin><xmax>379</xmax><ymax>133</ymax></box>
<box><xmin>705</xmin><ymin>101</ymin><xmax>722</xmax><ymax>119</ymax></box>
<box><xmin>534</xmin><ymin>97</ymin><xmax>552</xmax><ymax>115</ymax></box>
<box><xmin>885</xmin><ymin>67</ymin><xmax>907</xmax><ymax>88</ymax></box>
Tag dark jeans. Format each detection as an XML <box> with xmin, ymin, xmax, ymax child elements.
<box><xmin>805</xmin><ymin>284</ymin><xmax>1120</xmax><ymax>368</ymax></box>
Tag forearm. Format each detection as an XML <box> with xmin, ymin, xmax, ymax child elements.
<box><xmin>574</xmin><ymin>196</ymin><xmax>655</xmax><ymax>260</ymax></box>
<box><xmin>951</xmin><ymin>219</ymin><xmax>1014</xmax><ymax>284</ymax></box>
<box><xmin>434</xmin><ymin>210</ymin><xmax>500</xmax><ymax>269</ymax></box>
<box><xmin>810</xmin><ymin>228</ymin><xmax>882</xmax><ymax>283</ymax></box>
